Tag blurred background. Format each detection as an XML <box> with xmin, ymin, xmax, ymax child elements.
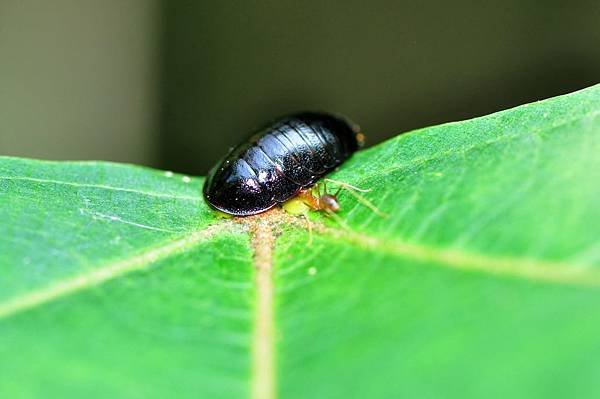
<box><xmin>1</xmin><ymin>0</ymin><xmax>599</xmax><ymax>175</ymax></box>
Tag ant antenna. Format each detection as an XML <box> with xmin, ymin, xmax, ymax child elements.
<box><xmin>322</xmin><ymin>178</ymin><xmax>342</xmax><ymax>197</ymax></box>
<box><xmin>324</xmin><ymin>178</ymin><xmax>388</xmax><ymax>218</ymax></box>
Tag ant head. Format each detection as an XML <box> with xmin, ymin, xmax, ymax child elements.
<box><xmin>320</xmin><ymin>194</ymin><xmax>340</xmax><ymax>212</ymax></box>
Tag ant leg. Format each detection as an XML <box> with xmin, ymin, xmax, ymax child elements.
<box><xmin>304</xmin><ymin>213</ymin><xmax>313</xmax><ymax>245</ymax></box>
<box><xmin>324</xmin><ymin>178</ymin><xmax>388</xmax><ymax>217</ymax></box>
<box><xmin>326</xmin><ymin>209</ymin><xmax>350</xmax><ymax>230</ymax></box>
<box><xmin>325</xmin><ymin>178</ymin><xmax>371</xmax><ymax>192</ymax></box>
<box><xmin>346</xmin><ymin>190</ymin><xmax>388</xmax><ymax>217</ymax></box>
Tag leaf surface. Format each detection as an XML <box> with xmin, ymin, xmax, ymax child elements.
<box><xmin>1</xmin><ymin>85</ymin><xmax>599</xmax><ymax>398</ymax></box>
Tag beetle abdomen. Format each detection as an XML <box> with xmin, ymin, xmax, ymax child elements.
<box><xmin>203</xmin><ymin>112</ymin><xmax>360</xmax><ymax>216</ymax></box>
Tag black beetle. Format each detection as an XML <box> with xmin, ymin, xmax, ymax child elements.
<box><xmin>203</xmin><ymin>112</ymin><xmax>363</xmax><ymax>216</ymax></box>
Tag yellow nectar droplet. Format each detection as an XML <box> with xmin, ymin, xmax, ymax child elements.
<box><xmin>214</xmin><ymin>210</ymin><xmax>233</xmax><ymax>219</ymax></box>
<box><xmin>282</xmin><ymin>197</ymin><xmax>310</xmax><ymax>215</ymax></box>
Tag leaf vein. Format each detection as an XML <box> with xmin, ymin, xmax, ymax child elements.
<box><xmin>318</xmin><ymin>226</ymin><xmax>600</xmax><ymax>287</ymax></box>
<box><xmin>0</xmin><ymin>224</ymin><xmax>230</xmax><ymax>321</ymax></box>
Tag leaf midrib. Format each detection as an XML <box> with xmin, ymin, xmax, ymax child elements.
<box><xmin>2</xmin><ymin>214</ymin><xmax>597</xmax><ymax>324</ymax></box>
<box><xmin>2</xmin><ymin>211</ymin><xmax>598</xmax><ymax>399</ymax></box>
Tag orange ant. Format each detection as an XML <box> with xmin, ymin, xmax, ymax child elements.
<box><xmin>283</xmin><ymin>178</ymin><xmax>386</xmax><ymax>243</ymax></box>
<box><xmin>296</xmin><ymin>178</ymin><xmax>386</xmax><ymax>217</ymax></box>
<box><xmin>296</xmin><ymin>179</ymin><xmax>343</xmax><ymax>213</ymax></box>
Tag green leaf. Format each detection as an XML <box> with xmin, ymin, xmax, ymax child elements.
<box><xmin>1</xmin><ymin>85</ymin><xmax>599</xmax><ymax>399</ymax></box>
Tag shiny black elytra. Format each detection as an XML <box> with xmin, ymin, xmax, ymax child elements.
<box><xmin>203</xmin><ymin>112</ymin><xmax>362</xmax><ymax>216</ymax></box>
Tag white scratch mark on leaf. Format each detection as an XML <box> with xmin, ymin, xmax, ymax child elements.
<box><xmin>83</xmin><ymin>210</ymin><xmax>178</xmax><ymax>233</ymax></box>
<box><xmin>0</xmin><ymin>176</ymin><xmax>200</xmax><ymax>201</ymax></box>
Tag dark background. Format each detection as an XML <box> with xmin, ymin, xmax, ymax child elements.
<box><xmin>2</xmin><ymin>0</ymin><xmax>600</xmax><ymax>175</ymax></box>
